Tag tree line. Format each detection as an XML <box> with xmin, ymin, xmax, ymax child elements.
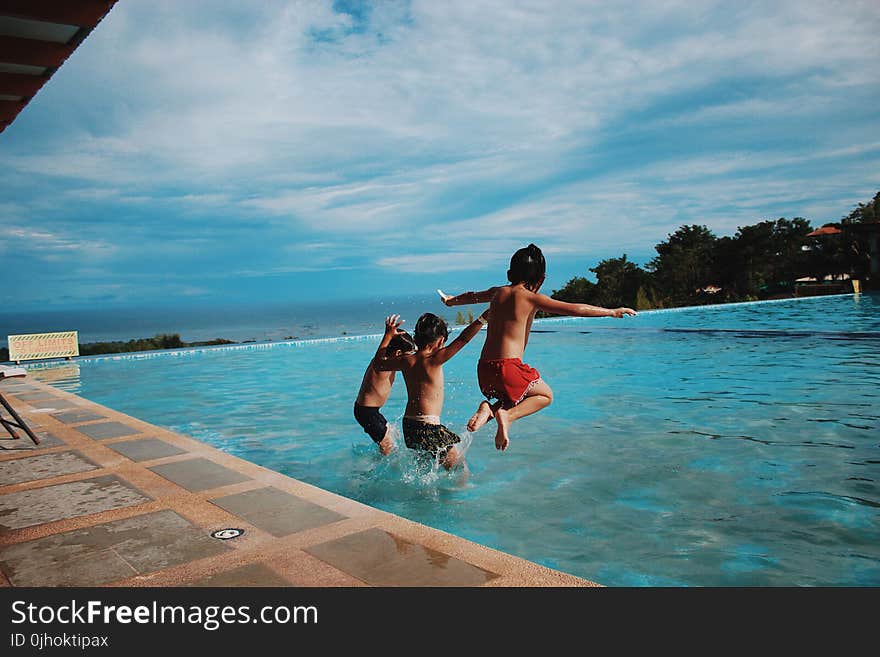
<box><xmin>550</xmin><ymin>190</ymin><xmax>878</xmax><ymax>310</ymax></box>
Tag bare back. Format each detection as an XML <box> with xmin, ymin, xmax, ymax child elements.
<box><xmin>356</xmin><ymin>364</ymin><xmax>395</xmax><ymax>407</ymax></box>
<box><xmin>400</xmin><ymin>353</ymin><xmax>445</xmax><ymax>417</ymax></box>
<box><xmin>372</xmin><ymin>314</ymin><xmax>487</xmax><ymax>418</ymax></box>
<box><xmin>480</xmin><ymin>285</ymin><xmax>538</xmax><ymax>360</ymax></box>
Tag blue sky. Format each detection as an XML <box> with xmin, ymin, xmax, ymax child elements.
<box><xmin>2</xmin><ymin>0</ymin><xmax>879</xmax><ymax>310</ymax></box>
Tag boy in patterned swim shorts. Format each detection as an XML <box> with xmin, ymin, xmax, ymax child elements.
<box><xmin>438</xmin><ymin>243</ymin><xmax>636</xmax><ymax>451</ymax></box>
<box><xmin>374</xmin><ymin>311</ymin><xmax>488</xmax><ymax>470</ymax></box>
<box><xmin>354</xmin><ymin>314</ymin><xmax>417</xmax><ymax>455</ymax></box>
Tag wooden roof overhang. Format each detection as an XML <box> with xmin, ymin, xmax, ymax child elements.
<box><xmin>0</xmin><ymin>0</ymin><xmax>118</xmax><ymax>133</ymax></box>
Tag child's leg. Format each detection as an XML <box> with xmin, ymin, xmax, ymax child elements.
<box><xmin>441</xmin><ymin>446</ymin><xmax>469</xmax><ymax>486</ymax></box>
<box><xmin>441</xmin><ymin>444</ymin><xmax>465</xmax><ymax>470</ymax></box>
<box><xmin>467</xmin><ymin>400</ymin><xmax>495</xmax><ymax>432</ymax></box>
<box><xmin>377</xmin><ymin>427</ymin><xmax>394</xmax><ymax>455</ymax></box>
<box><xmin>494</xmin><ymin>380</ymin><xmax>553</xmax><ymax>451</ymax></box>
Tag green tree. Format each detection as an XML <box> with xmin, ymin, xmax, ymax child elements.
<box><xmin>454</xmin><ymin>310</ymin><xmax>473</xmax><ymax>325</ymax></box>
<box><xmin>717</xmin><ymin>218</ymin><xmax>812</xmax><ymax>298</ymax></box>
<box><xmin>712</xmin><ymin>235</ymin><xmax>742</xmax><ymax>300</ymax></box>
<box><xmin>79</xmin><ymin>334</ymin><xmax>185</xmax><ymax>356</ymax></box>
<box><xmin>635</xmin><ymin>286</ymin><xmax>656</xmax><ymax>310</ymax></box>
<box><xmin>647</xmin><ymin>225</ymin><xmax>718</xmax><ymax>306</ymax></box>
<box><xmin>804</xmin><ymin>230</ymin><xmax>846</xmax><ymax>283</ymax></box>
<box><xmin>549</xmin><ymin>257</ymin><xmax>656</xmax><ymax>310</ymax></box>
<box><xmin>546</xmin><ymin>191</ymin><xmax>878</xmax><ymax>310</ymax></box>
<box><xmin>590</xmin><ymin>255</ymin><xmax>655</xmax><ymax>309</ymax></box>
<box><xmin>839</xmin><ymin>190</ymin><xmax>880</xmax><ymax>280</ymax></box>
<box><xmin>770</xmin><ymin>217</ymin><xmax>813</xmax><ymax>289</ymax></box>
<box><xmin>550</xmin><ymin>275</ymin><xmax>598</xmax><ymax>304</ymax></box>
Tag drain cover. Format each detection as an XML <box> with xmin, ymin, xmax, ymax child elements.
<box><xmin>211</xmin><ymin>528</ymin><xmax>244</xmax><ymax>540</ymax></box>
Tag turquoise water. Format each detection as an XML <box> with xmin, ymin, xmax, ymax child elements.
<box><xmin>30</xmin><ymin>294</ymin><xmax>880</xmax><ymax>586</ymax></box>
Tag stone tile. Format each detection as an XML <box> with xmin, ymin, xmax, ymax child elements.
<box><xmin>28</xmin><ymin>398</ymin><xmax>77</xmax><ymax>410</ymax></box>
<box><xmin>12</xmin><ymin>392</ymin><xmax>59</xmax><ymax>402</ymax></box>
<box><xmin>105</xmin><ymin>438</ymin><xmax>188</xmax><ymax>462</ymax></box>
<box><xmin>0</xmin><ymin>423</ymin><xmax>39</xmax><ymax>446</ymax></box>
<box><xmin>305</xmin><ymin>528</ymin><xmax>498</xmax><ymax>587</ymax></box>
<box><xmin>0</xmin><ymin>430</ymin><xmax>65</xmax><ymax>451</ymax></box>
<box><xmin>0</xmin><ymin>510</ymin><xmax>229</xmax><ymax>586</ymax></box>
<box><xmin>0</xmin><ymin>438</ymin><xmax>35</xmax><ymax>451</ymax></box>
<box><xmin>15</xmin><ymin>413</ymin><xmax>43</xmax><ymax>429</ymax></box>
<box><xmin>0</xmin><ymin>548</ymin><xmax>136</xmax><ymax>587</ymax></box>
<box><xmin>35</xmin><ymin>431</ymin><xmax>65</xmax><ymax>446</ymax></box>
<box><xmin>0</xmin><ymin>475</ymin><xmax>151</xmax><ymax>532</ymax></box>
<box><xmin>366</xmin><ymin>551</ymin><xmax>500</xmax><ymax>587</ymax></box>
<box><xmin>75</xmin><ymin>421</ymin><xmax>141</xmax><ymax>440</ymax></box>
<box><xmin>1</xmin><ymin>383</ymin><xmax>38</xmax><ymax>392</ymax></box>
<box><xmin>188</xmin><ymin>563</ymin><xmax>291</xmax><ymax>587</ymax></box>
<box><xmin>148</xmin><ymin>458</ymin><xmax>250</xmax><ymax>492</ymax></box>
<box><xmin>51</xmin><ymin>409</ymin><xmax>106</xmax><ymax>424</ymax></box>
<box><xmin>0</xmin><ymin>451</ymin><xmax>98</xmax><ymax>485</ymax></box>
<box><xmin>112</xmin><ymin>510</ymin><xmax>232</xmax><ymax>573</ymax></box>
<box><xmin>210</xmin><ymin>487</ymin><xmax>346</xmax><ymax>537</ymax></box>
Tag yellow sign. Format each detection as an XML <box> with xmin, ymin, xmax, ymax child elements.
<box><xmin>8</xmin><ymin>331</ymin><xmax>79</xmax><ymax>363</ymax></box>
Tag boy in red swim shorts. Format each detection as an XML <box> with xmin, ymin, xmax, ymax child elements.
<box><xmin>439</xmin><ymin>243</ymin><xmax>636</xmax><ymax>451</ymax></box>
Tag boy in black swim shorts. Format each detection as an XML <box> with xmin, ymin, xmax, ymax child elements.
<box><xmin>400</xmin><ymin>416</ymin><xmax>462</xmax><ymax>463</ymax></box>
<box><xmin>374</xmin><ymin>310</ymin><xmax>488</xmax><ymax>469</ymax></box>
<box><xmin>354</xmin><ymin>314</ymin><xmax>417</xmax><ymax>454</ymax></box>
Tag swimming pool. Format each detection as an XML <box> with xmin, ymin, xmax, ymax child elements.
<box><xmin>31</xmin><ymin>293</ymin><xmax>880</xmax><ymax>586</ymax></box>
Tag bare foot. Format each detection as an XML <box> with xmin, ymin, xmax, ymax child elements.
<box><xmin>494</xmin><ymin>407</ymin><xmax>510</xmax><ymax>451</ymax></box>
<box><xmin>378</xmin><ymin>432</ymin><xmax>394</xmax><ymax>455</ymax></box>
<box><xmin>467</xmin><ymin>401</ymin><xmax>494</xmax><ymax>432</ymax></box>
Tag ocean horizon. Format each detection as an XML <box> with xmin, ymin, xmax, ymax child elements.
<box><xmin>3</xmin><ymin>291</ymin><xmax>871</xmax><ymax>353</ymax></box>
<box><xmin>0</xmin><ymin>293</ymin><xmax>470</xmax><ymax>349</ymax></box>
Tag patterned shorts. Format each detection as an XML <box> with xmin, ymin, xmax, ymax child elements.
<box><xmin>401</xmin><ymin>417</ymin><xmax>460</xmax><ymax>459</ymax></box>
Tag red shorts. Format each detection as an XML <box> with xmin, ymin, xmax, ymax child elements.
<box><xmin>477</xmin><ymin>358</ymin><xmax>541</xmax><ymax>408</ymax></box>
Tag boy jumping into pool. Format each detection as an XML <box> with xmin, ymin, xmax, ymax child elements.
<box><xmin>354</xmin><ymin>314</ymin><xmax>418</xmax><ymax>455</ymax></box>
<box><xmin>374</xmin><ymin>310</ymin><xmax>489</xmax><ymax>470</ymax></box>
<box><xmin>438</xmin><ymin>243</ymin><xmax>636</xmax><ymax>452</ymax></box>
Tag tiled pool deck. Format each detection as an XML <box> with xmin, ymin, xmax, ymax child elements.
<box><xmin>0</xmin><ymin>376</ymin><xmax>597</xmax><ymax>587</ymax></box>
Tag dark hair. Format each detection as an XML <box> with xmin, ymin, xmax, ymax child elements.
<box><xmin>414</xmin><ymin>313</ymin><xmax>448</xmax><ymax>348</ymax></box>
<box><xmin>387</xmin><ymin>330</ymin><xmax>417</xmax><ymax>355</ymax></box>
<box><xmin>507</xmin><ymin>243</ymin><xmax>546</xmax><ymax>286</ymax></box>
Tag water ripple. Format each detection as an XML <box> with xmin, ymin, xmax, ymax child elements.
<box><xmin>777</xmin><ymin>490</ymin><xmax>880</xmax><ymax>509</ymax></box>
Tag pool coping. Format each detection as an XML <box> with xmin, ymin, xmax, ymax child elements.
<box><xmin>0</xmin><ymin>377</ymin><xmax>598</xmax><ymax>587</ymax></box>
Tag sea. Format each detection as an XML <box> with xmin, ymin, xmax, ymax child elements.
<box><xmin>0</xmin><ymin>294</ymin><xmax>457</xmax><ymax>349</ymax></box>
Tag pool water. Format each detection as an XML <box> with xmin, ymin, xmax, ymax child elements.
<box><xmin>33</xmin><ymin>294</ymin><xmax>880</xmax><ymax>586</ymax></box>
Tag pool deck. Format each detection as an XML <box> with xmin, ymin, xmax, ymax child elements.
<box><xmin>0</xmin><ymin>376</ymin><xmax>597</xmax><ymax>587</ymax></box>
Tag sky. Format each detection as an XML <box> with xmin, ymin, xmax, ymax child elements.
<box><xmin>1</xmin><ymin>0</ymin><xmax>879</xmax><ymax>310</ymax></box>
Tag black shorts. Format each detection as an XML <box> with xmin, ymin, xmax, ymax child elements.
<box><xmin>354</xmin><ymin>402</ymin><xmax>388</xmax><ymax>444</ymax></box>
<box><xmin>401</xmin><ymin>417</ymin><xmax>460</xmax><ymax>459</ymax></box>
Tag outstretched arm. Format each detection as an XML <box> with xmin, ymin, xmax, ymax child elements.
<box><xmin>371</xmin><ymin>315</ymin><xmax>407</xmax><ymax>371</ymax></box>
<box><xmin>372</xmin><ymin>315</ymin><xmax>403</xmax><ymax>359</ymax></box>
<box><xmin>434</xmin><ymin>308</ymin><xmax>489</xmax><ymax>364</ymax></box>
<box><xmin>533</xmin><ymin>294</ymin><xmax>637</xmax><ymax>318</ymax></box>
<box><xmin>438</xmin><ymin>287</ymin><xmax>498</xmax><ymax>307</ymax></box>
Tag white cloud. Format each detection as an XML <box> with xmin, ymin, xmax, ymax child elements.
<box><xmin>377</xmin><ymin>252</ymin><xmax>496</xmax><ymax>274</ymax></box>
<box><xmin>0</xmin><ymin>225</ymin><xmax>116</xmax><ymax>259</ymax></box>
<box><xmin>2</xmin><ymin>0</ymin><xmax>878</xmax><ymax>304</ymax></box>
<box><xmin>11</xmin><ymin>0</ymin><xmax>873</xmax><ymax>186</ymax></box>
